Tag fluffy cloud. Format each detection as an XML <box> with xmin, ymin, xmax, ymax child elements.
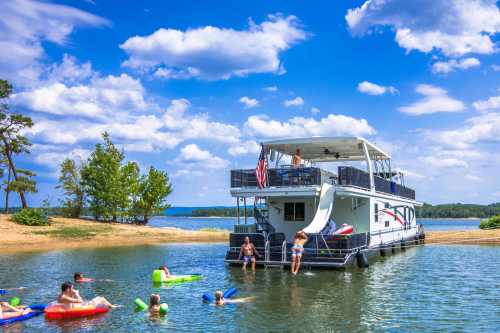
<box><xmin>14</xmin><ymin>73</ymin><xmax>147</xmax><ymax>118</ymax></box>
<box><xmin>418</xmin><ymin>156</ymin><xmax>468</xmax><ymax>168</ymax></box>
<box><xmin>311</xmin><ymin>107</ymin><xmax>320</xmax><ymax>114</ymax></box>
<box><xmin>176</xmin><ymin>144</ymin><xmax>229</xmax><ymax>169</ymax></box>
<box><xmin>0</xmin><ymin>0</ymin><xmax>108</xmax><ymax>86</ymax></box>
<box><xmin>239</xmin><ymin>97</ymin><xmax>260</xmax><ymax>109</ymax></box>
<box><xmin>473</xmin><ymin>95</ymin><xmax>500</xmax><ymax>111</ymax></box>
<box><xmin>346</xmin><ymin>0</ymin><xmax>500</xmax><ymax>56</ymax></box>
<box><xmin>228</xmin><ymin>140</ymin><xmax>261</xmax><ymax>156</ymax></box>
<box><xmin>120</xmin><ymin>14</ymin><xmax>307</xmax><ymax>80</ymax></box>
<box><xmin>432</xmin><ymin>57</ymin><xmax>480</xmax><ymax>74</ymax></box>
<box><xmin>492</xmin><ymin>65</ymin><xmax>500</xmax><ymax>71</ymax></box>
<box><xmin>244</xmin><ymin>114</ymin><xmax>375</xmax><ymax>138</ymax></box>
<box><xmin>283</xmin><ymin>96</ymin><xmax>304</xmax><ymax>107</ymax></box>
<box><xmin>46</xmin><ymin>54</ymin><xmax>94</xmax><ymax>84</ymax></box>
<box><xmin>398</xmin><ymin>84</ymin><xmax>465</xmax><ymax>115</ymax></box>
<box><xmin>263</xmin><ymin>86</ymin><xmax>278</xmax><ymax>92</ymax></box>
<box><xmin>357</xmin><ymin>81</ymin><xmax>398</xmax><ymax>95</ymax></box>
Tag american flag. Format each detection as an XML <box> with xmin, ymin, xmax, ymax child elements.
<box><xmin>255</xmin><ymin>148</ymin><xmax>267</xmax><ymax>189</ymax></box>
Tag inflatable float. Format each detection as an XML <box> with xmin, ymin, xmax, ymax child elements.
<box><xmin>44</xmin><ymin>303</ymin><xmax>109</xmax><ymax>320</ymax></box>
<box><xmin>152</xmin><ymin>270</ymin><xmax>202</xmax><ymax>284</ymax></box>
<box><xmin>0</xmin><ymin>304</ymin><xmax>45</xmax><ymax>326</ymax></box>
<box><xmin>202</xmin><ymin>288</ymin><xmax>237</xmax><ymax>303</ymax></box>
<box><xmin>333</xmin><ymin>224</ymin><xmax>353</xmax><ymax>236</ymax></box>
<box><xmin>134</xmin><ymin>298</ymin><xmax>168</xmax><ymax>315</ymax></box>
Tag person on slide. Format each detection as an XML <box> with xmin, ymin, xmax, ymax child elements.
<box><xmin>291</xmin><ymin>231</ymin><xmax>308</xmax><ymax>275</ymax></box>
<box><xmin>238</xmin><ymin>236</ymin><xmax>261</xmax><ymax>271</ymax></box>
<box><xmin>0</xmin><ymin>302</ymin><xmax>31</xmax><ymax>320</ymax></box>
<box><xmin>57</xmin><ymin>281</ymin><xmax>117</xmax><ymax>308</ymax></box>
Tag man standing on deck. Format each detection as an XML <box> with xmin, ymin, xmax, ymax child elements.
<box><xmin>238</xmin><ymin>236</ymin><xmax>260</xmax><ymax>271</ymax></box>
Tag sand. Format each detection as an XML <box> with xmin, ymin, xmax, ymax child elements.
<box><xmin>426</xmin><ymin>229</ymin><xmax>500</xmax><ymax>245</ymax></box>
<box><xmin>0</xmin><ymin>214</ymin><xmax>229</xmax><ymax>254</ymax></box>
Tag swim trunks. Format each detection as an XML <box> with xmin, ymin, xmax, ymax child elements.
<box><xmin>243</xmin><ymin>255</ymin><xmax>254</xmax><ymax>263</ymax></box>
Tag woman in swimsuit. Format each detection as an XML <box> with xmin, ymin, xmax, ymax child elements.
<box><xmin>291</xmin><ymin>230</ymin><xmax>308</xmax><ymax>275</ymax></box>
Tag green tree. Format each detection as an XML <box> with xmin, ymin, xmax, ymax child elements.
<box><xmin>56</xmin><ymin>158</ymin><xmax>85</xmax><ymax>218</ymax></box>
<box><xmin>118</xmin><ymin>161</ymin><xmax>140</xmax><ymax>222</ymax></box>
<box><xmin>0</xmin><ymin>79</ymin><xmax>36</xmax><ymax>209</ymax></box>
<box><xmin>133</xmin><ymin>166</ymin><xmax>172</xmax><ymax>224</ymax></box>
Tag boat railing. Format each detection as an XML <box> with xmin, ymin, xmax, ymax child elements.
<box><xmin>338</xmin><ymin>166</ymin><xmax>415</xmax><ymax>200</ymax></box>
<box><xmin>231</xmin><ymin>167</ymin><xmax>335</xmax><ymax>188</ymax></box>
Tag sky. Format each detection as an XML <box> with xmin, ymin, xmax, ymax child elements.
<box><xmin>1</xmin><ymin>0</ymin><xmax>500</xmax><ymax>207</ymax></box>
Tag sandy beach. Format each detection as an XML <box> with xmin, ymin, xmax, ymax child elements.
<box><xmin>426</xmin><ymin>229</ymin><xmax>500</xmax><ymax>245</ymax></box>
<box><xmin>0</xmin><ymin>214</ymin><xmax>229</xmax><ymax>254</ymax></box>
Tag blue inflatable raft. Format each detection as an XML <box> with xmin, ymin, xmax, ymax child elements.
<box><xmin>0</xmin><ymin>304</ymin><xmax>46</xmax><ymax>326</ymax></box>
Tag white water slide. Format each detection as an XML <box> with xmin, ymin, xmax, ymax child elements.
<box><xmin>303</xmin><ymin>183</ymin><xmax>335</xmax><ymax>234</ymax></box>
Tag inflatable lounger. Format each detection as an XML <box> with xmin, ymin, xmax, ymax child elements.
<box><xmin>45</xmin><ymin>303</ymin><xmax>109</xmax><ymax>320</ymax></box>
<box><xmin>152</xmin><ymin>270</ymin><xmax>202</xmax><ymax>284</ymax></box>
<box><xmin>0</xmin><ymin>304</ymin><xmax>46</xmax><ymax>326</ymax></box>
<box><xmin>202</xmin><ymin>288</ymin><xmax>237</xmax><ymax>303</ymax></box>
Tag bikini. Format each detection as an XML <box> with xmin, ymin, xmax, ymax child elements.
<box><xmin>292</xmin><ymin>244</ymin><xmax>304</xmax><ymax>256</ymax></box>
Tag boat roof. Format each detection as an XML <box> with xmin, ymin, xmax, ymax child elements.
<box><xmin>262</xmin><ymin>137</ymin><xmax>390</xmax><ymax>162</ymax></box>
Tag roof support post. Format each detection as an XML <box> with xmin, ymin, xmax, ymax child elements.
<box><xmin>362</xmin><ymin>142</ymin><xmax>375</xmax><ymax>192</ymax></box>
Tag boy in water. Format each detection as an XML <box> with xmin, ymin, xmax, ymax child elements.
<box><xmin>149</xmin><ymin>294</ymin><xmax>161</xmax><ymax>315</ymax></box>
<box><xmin>291</xmin><ymin>230</ymin><xmax>308</xmax><ymax>275</ymax></box>
<box><xmin>238</xmin><ymin>236</ymin><xmax>260</xmax><ymax>271</ymax></box>
<box><xmin>213</xmin><ymin>290</ymin><xmax>254</xmax><ymax>306</ymax></box>
<box><xmin>74</xmin><ymin>272</ymin><xmax>94</xmax><ymax>283</ymax></box>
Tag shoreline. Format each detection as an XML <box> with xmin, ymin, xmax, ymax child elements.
<box><xmin>0</xmin><ymin>215</ymin><xmax>229</xmax><ymax>254</ymax></box>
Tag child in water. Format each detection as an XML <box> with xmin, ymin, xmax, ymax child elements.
<box><xmin>74</xmin><ymin>272</ymin><xmax>94</xmax><ymax>283</ymax></box>
<box><xmin>213</xmin><ymin>290</ymin><xmax>255</xmax><ymax>306</ymax></box>
<box><xmin>149</xmin><ymin>294</ymin><xmax>161</xmax><ymax>315</ymax></box>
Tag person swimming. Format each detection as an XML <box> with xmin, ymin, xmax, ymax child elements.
<box><xmin>149</xmin><ymin>294</ymin><xmax>161</xmax><ymax>316</ymax></box>
<box><xmin>291</xmin><ymin>230</ymin><xmax>308</xmax><ymax>275</ymax></box>
<box><xmin>74</xmin><ymin>272</ymin><xmax>94</xmax><ymax>283</ymax></box>
<box><xmin>213</xmin><ymin>290</ymin><xmax>255</xmax><ymax>306</ymax></box>
<box><xmin>57</xmin><ymin>281</ymin><xmax>117</xmax><ymax>308</ymax></box>
<box><xmin>0</xmin><ymin>302</ymin><xmax>31</xmax><ymax>320</ymax></box>
<box><xmin>159</xmin><ymin>265</ymin><xmax>171</xmax><ymax>278</ymax></box>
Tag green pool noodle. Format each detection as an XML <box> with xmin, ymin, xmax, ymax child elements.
<box><xmin>134</xmin><ymin>298</ymin><xmax>148</xmax><ymax>311</ymax></box>
<box><xmin>9</xmin><ymin>297</ymin><xmax>20</xmax><ymax>307</ymax></box>
<box><xmin>152</xmin><ymin>270</ymin><xmax>165</xmax><ymax>283</ymax></box>
<box><xmin>159</xmin><ymin>303</ymin><xmax>168</xmax><ymax>315</ymax></box>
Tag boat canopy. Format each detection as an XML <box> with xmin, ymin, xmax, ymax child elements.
<box><xmin>262</xmin><ymin>137</ymin><xmax>390</xmax><ymax>162</ymax></box>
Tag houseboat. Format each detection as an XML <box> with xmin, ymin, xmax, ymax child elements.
<box><xmin>225</xmin><ymin>137</ymin><xmax>425</xmax><ymax>268</ymax></box>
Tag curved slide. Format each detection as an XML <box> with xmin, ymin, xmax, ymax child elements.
<box><xmin>303</xmin><ymin>183</ymin><xmax>335</xmax><ymax>234</ymax></box>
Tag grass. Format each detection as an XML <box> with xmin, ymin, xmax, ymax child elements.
<box><xmin>33</xmin><ymin>225</ymin><xmax>113</xmax><ymax>239</ymax></box>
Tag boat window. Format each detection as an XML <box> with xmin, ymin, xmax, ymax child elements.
<box><xmin>374</xmin><ymin>203</ymin><xmax>379</xmax><ymax>223</ymax></box>
<box><xmin>384</xmin><ymin>202</ymin><xmax>390</xmax><ymax>209</ymax></box>
<box><xmin>284</xmin><ymin>202</ymin><xmax>305</xmax><ymax>221</ymax></box>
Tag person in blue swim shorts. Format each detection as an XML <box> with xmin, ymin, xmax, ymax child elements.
<box><xmin>291</xmin><ymin>230</ymin><xmax>308</xmax><ymax>275</ymax></box>
<box><xmin>238</xmin><ymin>236</ymin><xmax>261</xmax><ymax>271</ymax></box>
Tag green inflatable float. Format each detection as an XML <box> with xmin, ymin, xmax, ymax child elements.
<box><xmin>151</xmin><ymin>270</ymin><xmax>202</xmax><ymax>284</ymax></box>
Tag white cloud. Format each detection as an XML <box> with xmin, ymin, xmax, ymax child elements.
<box><xmin>33</xmin><ymin>146</ymin><xmax>91</xmax><ymax>169</ymax></box>
<box><xmin>311</xmin><ymin>107</ymin><xmax>320</xmax><ymax>114</ymax></box>
<box><xmin>432</xmin><ymin>57</ymin><xmax>480</xmax><ymax>74</ymax></box>
<box><xmin>346</xmin><ymin>0</ymin><xmax>500</xmax><ymax>56</ymax></box>
<box><xmin>14</xmin><ymin>73</ymin><xmax>147</xmax><ymax>118</ymax></box>
<box><xmin>263</xmin><ymin>86</ymin><xmax>278</xmax><ymax>92</ymax></box>
<box><xmin>357</xmin><ymin>81</ymin><xmax>398</xmax><ymax>95</ymax></box>
<box><xmin>418</xmin><ymin>156</ymin><xmax>468</xmax><ymax>168</ymax></box>
<box><xmin>46</xmin><ymin>54</ymin><xmax>94</xmax><ymax>84</ymax></box>
<box><xmin>465</xmin><ymin>174</ymin><xmax>481</xmax><ymax>182</ymax></box>
<box><xmin>0</xmin><ymin>0</ymin><xmax>108</xmax><ymax>86</ymax></box>
<box><xmin>120</xmin><ymin>14</ymin><xmax>307</xmax><ymax>80</ymax></box>
<box><xmin>244</xmin><ymin>114</ymin><xmax>375</xmax><ymax>138</ymax></box>
<box><xmin>473</xmin><ymin>95</ymin><xmax>500</xmax><ymax>111</ymax></box>
<box><xmin>283</xmin><ymin>96</ymin><xmax>304</xmax><ymax>107</ymax></box>
<box><xmin>176</xmin><ymin>144</ymin><xmax>229</xmax><ymax>170</ymax></box>
<box><xmin>492</xmin><ymin>64</ymin><xmax>500</xmax><ymax>71</ymax></box>
<box><xmin>228</xmin><ymin>140</ymin><xmax>261</xmax><ymax>156</ymax></box>
<box><xmin>398</xmin><ymin>84</ymin><xmax>465</xmax><ymax>115</ymax></box>
<box><xmin>239</xmin><ymin>96</ymin><xmax>260</xmax><ymax>109</ymax></box>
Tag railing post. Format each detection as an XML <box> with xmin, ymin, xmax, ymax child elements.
<box><xmin>362</xmin><ymin>142</ymin><xmax>375</xmax><ymax>192</ymax></box>
<box><xmin>236</xmin><ymin>197</ymin><xmax>240</xmax><ymax>225</ymax></box>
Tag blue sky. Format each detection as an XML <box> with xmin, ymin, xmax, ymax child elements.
<box><xmin>1</xmin><ymin>0</ymin><xmax>500</xmax><ymax>206</ymax></box>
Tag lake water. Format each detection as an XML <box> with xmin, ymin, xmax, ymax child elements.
<box><xmin>1</xmin><ymin>243</ymin><xmax>499</xmax><ymax>332</ymax></box>
<box><xmin>150</xmin><ymin>216</ymin><xmax>480</xmax><ymax>232</ymax></box>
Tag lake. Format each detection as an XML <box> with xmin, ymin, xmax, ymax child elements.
<box><xmin>150</xmin><ymin>216</ymin><xmax>481</xmax><ymax>232</ymax></box>
<box><xmin>1</xmin><ymin>243</ymin><xmax>499</xmax><ymax>332</ymax></box>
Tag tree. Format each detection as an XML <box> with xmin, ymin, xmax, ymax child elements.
<box><xmin>0</xmin><ymin>79</ymin><xmax>35</xmax><ymax>209</ymax></box>
<box><xmin>81</xmin><ymin>132</ymin><xmax>125</xmax><ymax>221</ymax></box>
<box><xmin>57</xmin><ymin>158</ymin><xmax>85</xmax><ymax>218</ymax></box>
<box><xmin>118</xmin><ymin>161</ymin><xmax>140</xmax><ymax>222</ymax></box>
<box><xmin>133</xmin><ymin>166</ymin><xmax>172</xmax><ymax>224</ymax></box>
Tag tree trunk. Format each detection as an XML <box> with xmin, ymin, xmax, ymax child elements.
<box><xmin>5</xmin><ymin>165</ymin><xmax>11</xmax><ymax>213</ymax></box>
<box><xmin>1</xmin><ymin>137</ymin><xmax>27</xmax><ymax>208</ymax></box>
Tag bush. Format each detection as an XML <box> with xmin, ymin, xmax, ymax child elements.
<box><xmin>11</xmin><ymin>208</ymin><xmax>49</xmax><ymax>226</ymax></box>
<box><xmin>479</xmin><ymin>215</ymin><xmax>500</xmax><ymax>229</ymax></box>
